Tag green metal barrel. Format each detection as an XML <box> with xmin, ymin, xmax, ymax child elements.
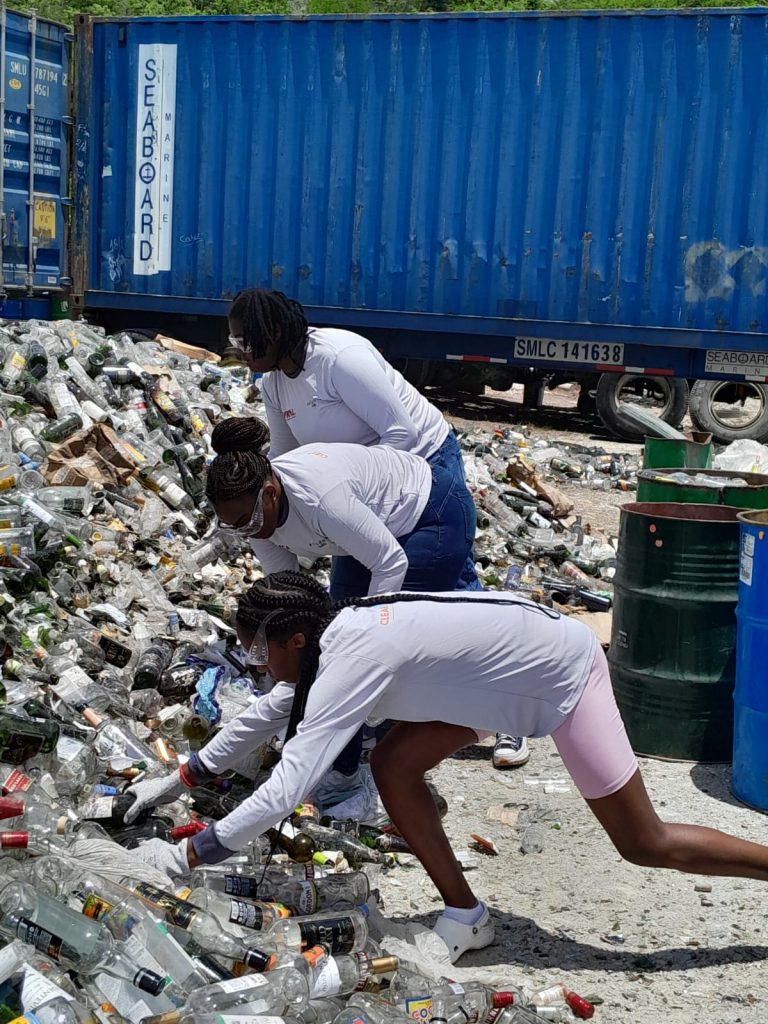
<box><xmin>643</xmin><ymin>432</ymin><xmax>713</xmax><ymax>470</ymax></box>
<box><xmin>637</xmin><ymin>468</ymin><xmax>768</xmax><ymax>508</ymax></box>
<box><xmin>609</xmin><ymin>503</ymin><xmax>741</xmax><ymax>761</ymax></box>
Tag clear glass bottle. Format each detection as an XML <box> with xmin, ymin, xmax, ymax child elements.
<box><xmin>118</xmin><ymin>878</ymin><xmax>276</xmax><ymax>972</ymax></box>
<box><xmin>0</xmin><ymin>881</ymin><xmax>168</xmax><ymax>997</ymax></box>
<box><xmin>185</xmin><ymin>887</ymin><xmax>291</xmax><ymax>935</ymax></box>
<box><xmin>189</xmin><ymin>868</ymin><xmax>370</xmax><ymax>913</ymax></box>
<box><xmin>308</xmin><ymin>953</ymin><xmax>398</xmax><ymax>999</ymax></box>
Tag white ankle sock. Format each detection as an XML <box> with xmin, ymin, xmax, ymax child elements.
<box><xmin>442</xmin><ymin>901</ymin><xmax>485</xmax><ymax>926</ymax></box>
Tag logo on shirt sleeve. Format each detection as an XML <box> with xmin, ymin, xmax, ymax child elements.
<box><xmin>283</xmin><ymin>409</ymin><xmax>296</xmax><ymax>420</ymax></box>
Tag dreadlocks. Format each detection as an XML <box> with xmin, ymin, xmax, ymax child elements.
<box><xmin>206</xmin><ymin>417</ymin><xmax>272</xmax><ymax>503</ymax></box>
<box><xmin>230</xmin><ymin>289</ymin><xmax>310</xmax><ymax>370</ymax></box>
<box><xmin>237</xmin><ymin>574</ymin><xmax>561</xmax><ymax>743</ymax></box>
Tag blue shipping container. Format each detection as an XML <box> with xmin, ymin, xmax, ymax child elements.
<box><xmin>1</xmin><ymin>6</ymin><xmax>70</xmax><ymax>294</ymax></box>
<box><xmin>74</xmin><ymin>11</ymin><xmax>768</xmax><ymax>367</ymax></box>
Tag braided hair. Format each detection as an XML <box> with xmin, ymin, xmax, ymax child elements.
<box><xmin>206</xmin><ymin>416</ymin><xmax>272</xmax><ymax>503</ymax></box>
<box><xmin>236</xmin><ymin>572</ymin><xmax>334</xmax><ymax>742</ymax></box>
<box><xmin>237</xmin><ymin>574</ymin><xmax>561</xmax><ymax>742</ymax></box>
<box><xmin>230</xmin><ymin>289</ymin><xmax>310</xmax><ymax>370</ymax></box>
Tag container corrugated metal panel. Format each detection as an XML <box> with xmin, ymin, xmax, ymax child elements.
<box><xmin>75</xmin><ymin>11</ymin><xmax>768</xmax><ymax>334</ymax></box>
<box><xmin>2</xmin><ymin>7</ymin><xmax>70</xmax><ymax>293</ymax></box>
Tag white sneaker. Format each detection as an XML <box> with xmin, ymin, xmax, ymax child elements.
<box><xmin>492</xmin><ymin>734</ymin><xmax>530</xmax><ymax>769</ymax></box>
<box><xmin>433</xmin><ymin>904</ymin><xmax>495</xmax><ymax>962</ymax></box>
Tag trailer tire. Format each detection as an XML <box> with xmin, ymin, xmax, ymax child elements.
<box><xmin>689</xmin><ymin>379</ymin><xmax>768</xmax><ymax>444</ymax></box>
<box><xmin>595</xmin><ymin>373</ymin><xmax>689</xmax><ymax>440</ymax></box>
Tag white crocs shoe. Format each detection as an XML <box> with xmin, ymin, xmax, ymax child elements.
<box><xmin>433</xmin><ymin>904</ymin><xmax>495</xmax><ymax>963</ymax></box>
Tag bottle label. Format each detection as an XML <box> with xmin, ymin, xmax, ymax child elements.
<box><xmin>0</xmin><ymin>797</ymin><xmax>24</xmax><ymax>820</ymax></box>
<box><xmin>132</xmin><ymin>883</ymin><xmax>196</xmax><ymax>929</ymax></box>
<box><xmin>310</xmin><ymin>956</ymin><xmax>342</xmax><ymax>998</ymax></box>
<box><xmin>3</xmin><ymin>770</ymin><xmax>33</xmax><ymax>793</ymax></box>
<box><xmin>224</xmin><ymin>875</ymin><xmax>260</xmax><ymax>899</ymax></box>
<box><xmin>229</xmin><ymin>899</ymin><xmax>264</xmax><ymax>929</ymax></box>
<box><xmin>56</xmin><ymin>736</ymin><xmax>84</xmax><ymax>762</ymax></box>
<box><xmin>298</xmin><ymin>916</ymin><xmax>357</xmax><ymax>954</ymax></box>
<box><xmin>82</xmin><ymin>892</ymin><xmax>114</xmax><ymax>920</ymax></box>
<box><xmin>21</xmin><ymin>966</ymin><xmax>74</xmax><ymax>1007</ymax></box>
<box><xmin>16</xmin><ymin>918</ymin><xmax>63</xmax><ymax>961</ymax></box>
<box><xmin>214</xmin><ymin>975</ymin><xmax>269</xmax><ymax>995</ymax></box>
<box><xmin>298</xmin><ymin>880</ymin><xmax>318</xmax><ymax>915</ymax></box>
<box><xmin>98</xmin><ymin>635</ymin><xmax>133</xmax><ymax>668</ymax></box>
<box><xmin>404</xmin><ymin>997</ymin><xmax>433</xmax><ymax>1022</ymax></box>
<box><xmin>79</xmin><ymin>796</ymin><xmax>114</xmax><ymax>820</ymax></box>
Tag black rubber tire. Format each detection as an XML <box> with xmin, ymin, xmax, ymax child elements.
<box><xmin>689</xmin><ymin>379</ymin><xmax>768</xmax><ymax>444</ymax></box>
<box><xmin>595</xmin><ymin>373</ymin><xmax>690</xmax><ymax>441</ymax></box>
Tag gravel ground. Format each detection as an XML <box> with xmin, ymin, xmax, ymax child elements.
<box><xmin>374</xmin><ymin>384</ymin><xmax>767</xmax><ymax>1024</ymax></box>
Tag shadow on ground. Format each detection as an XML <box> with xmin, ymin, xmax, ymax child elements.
<box><xmin>426</xmin><ymin>388</ymin><xmax>614</xmax><ymax>441</ymax></box>
<box><xmin>386</xmin><ymin>906</ymin><xmax>768</xmax><ymax>974</ymax></box>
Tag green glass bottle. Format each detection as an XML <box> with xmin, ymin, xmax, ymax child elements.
<box><xmin>0</xmin><ymin>710</ymin><xmax>59</xmax><ymax>764</ymax></box>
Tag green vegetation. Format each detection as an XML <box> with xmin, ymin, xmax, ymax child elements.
<box><xmin>32</xmin><ymin>0</ymin><xmax>758</xmax><ymax>29</ymax></box>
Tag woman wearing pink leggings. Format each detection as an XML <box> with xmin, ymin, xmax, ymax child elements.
<box><xmin>131</xmin><ymin>575</ymin><xmax>768</xmax><ymax>963</ymax></box>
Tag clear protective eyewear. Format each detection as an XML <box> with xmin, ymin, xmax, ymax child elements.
<box><xmin>216</xmin><ymin>488</ymin><xmax>265</xmax><ymax>538</ymax></box>
<box><xmin>227</xmin><ymin>334</ymin><xmax>245</xmax><ymax>349</ymax></box>
<box><xmin>245</xmin><ymin>608</ymin><xmax>283</xmax><ymax>666</ymax></box>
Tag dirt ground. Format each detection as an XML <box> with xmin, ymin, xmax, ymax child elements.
<box><xmin>375</xmin><ymin>385</ymin><xmax>767</xmax><ymax>1024</ymax></box>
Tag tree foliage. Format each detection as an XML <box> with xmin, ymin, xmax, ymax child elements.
<box><xmin>31</xmin><ymin>0</ymin><xmax>755</xmax><ymax>29</ymax></box>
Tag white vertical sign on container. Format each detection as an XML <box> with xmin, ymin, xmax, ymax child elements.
<box><xmin>133</xmin><ymin>43</ymin><xmax>177</xmax><ymax>275</ymax></box>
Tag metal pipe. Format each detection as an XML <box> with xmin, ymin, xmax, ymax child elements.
<box><xmin>26</xmin><ymin>8</ymin><xmax>36</xmax><ymax>295</ymax></box>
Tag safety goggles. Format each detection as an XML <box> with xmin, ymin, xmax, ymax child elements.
<box><xmin>216</xmin><ymin>489</ymin><xmax>265</xmax><ymax>538</ymax></box>
<box><xmin>245</xmin><ymin>609</ymin><xmax>283</xmax><ymax>666</ymax></box>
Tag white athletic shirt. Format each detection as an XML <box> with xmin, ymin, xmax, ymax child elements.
<box><xmin>248</xmin><ymin>443</ymin><xmax>431</xmax><ymax>596</ymax></box>
<box><xmin>261</xmin><ymin>327</ymin><xmax>449</xmax><ymax>460</ymax></box>
<box><xmin>200</xmin><ymin>593</ymin><xmax>597</xmax><ymax>853</ymax></box>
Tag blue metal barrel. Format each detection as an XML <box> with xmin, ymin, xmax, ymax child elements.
<box><xmin>732</xmin><ymin>510</ymin><xmax>768</xmax><ymax>810</ymax></box>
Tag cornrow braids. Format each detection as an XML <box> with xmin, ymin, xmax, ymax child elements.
<box><xmin>236</xmin><ymin>572</ymin><xmax>334</xmax><ymax>742</ymax></box>
<box><xmin>230</xmin><ymin>288</ymin><xmax>310</xmax><ymax>370</ymax></box>
<box><xmin>206</xmin><ymin>416</ymin><xmax>272</xmax><ymax>503</ymax></box>
<box><xmin>237</xmin><ymin>576</ymin><xmax>562</xmax><ymax>743</ymax></box>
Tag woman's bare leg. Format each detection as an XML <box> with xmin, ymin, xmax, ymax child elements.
<box><xmin>370</xmin><ymin>720</ymin><xmax>480</xmax><ymax>908</ymax></box>
<box><xmin>588</xmin><ymin>769</ymin><xmax>768</xmax><ymax>878</ymax></box>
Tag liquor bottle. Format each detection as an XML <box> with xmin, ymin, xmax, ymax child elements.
<box><xmin>0</xmin><ymin>711</ymin><xmax>59</xmax><ymax>765</ymax></box>
<box><xmin>109</xmin><ymin>819</ymin><xmax>206</xmax><ymax>848</ymax></box>
<box><xmin>139</xmin><ymin>965</ymin><xmax>309</xmax><ymax>1024</ymax></box>
<box><xmin>333</xmin><ymin>992</ymin><xmax>418</xmax><ymax>1024</ymax></box>
<box><xmin>308</xmin><ymin>952</ymin><xmax>398</xmax><ymax>998</ymax></box>
<box><xmin>389</xmin><ymin>975</ymin><xmax>518</xmax><ymax>1024</ymax></box>
<box><xmin>12</xmin><ymin>426</ymin><xmax>46</xmax><ymax>462</ymax></box>
<box><xmin>296</xmin><ymin>823</ymin><xmax>386</xmax><ymax>866</ymax></box>
<box><xmin>184</xmin><ymin>887</ymin><xmax>291</xmax><ymax>934</ymax></box>
<box><xmin>31</xmin><ymin>861</ymin><xmax>209</xmax><ymax>1001</ymax></box>
<box><xmin>267</xmin><ymin>826</ymin><xmax>317</xmax><ymax>864</ymax></box>
<box><xmin>74</xmin><ymin>704</ymin><xmax>156</xmax><ymax>764</ymax></box>
<box><xmin>0</xmin><ymin>882</ymin><xmax>168</xmax><ymax>997</ymax></box>
<box><xmin>255</xmin><ymin>909</ymin><xmax>369</xmax><ymax>957</ymax></box>
<box><xmin>133</xmin><ymin>640</ymin><xmax>174</xmax><ymax>690</ymax></box>
<box><xmin>189</xmin><ymin>868</ymin><xmax>370</xmax><ymax>913</ymax></box>
<box><xmin>39</xmin><ymin>414</ymin><xmax>83</xmax><ymax>444</ymax></box>
<box><xmin>118</xmin><ymin>879</ymin><xmax>276</xmax><ymax>972</ymax></box>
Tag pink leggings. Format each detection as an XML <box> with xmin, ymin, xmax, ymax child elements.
<box><xmin>551</xmin><ymin>645</ymin><xmax>638</xmax><ymax>800</ymax></box>
<box><xmin>477</xmin><ymin>646</ymin><xmax>638</xmax><ymax>800</ymax></box>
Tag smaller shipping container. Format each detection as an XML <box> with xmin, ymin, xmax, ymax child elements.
<box><xmin>0</xmin><ymin>5</ymin><xmax>70</xmax><ymax>297</ymax></box>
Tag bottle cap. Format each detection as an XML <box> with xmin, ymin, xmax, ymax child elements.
<box><xmin>243</xmin><ymin>948</ymin><xmax>277</xmax><ymax>972</ymax></box>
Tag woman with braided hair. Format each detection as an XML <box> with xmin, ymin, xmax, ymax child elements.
<box><xmin>229</xmin><ymin>288</ymin><xmax>527</xmax><ymax>770</ymax></box>
<box><xmin>131</xmin><ymin>572</ymin><xmax>768</xmax><ymax>964</ymax></box>
<box><xmin>204</xmin><ymin>415</ymin><xmax>475</xmax><ymax>598</ymax></box>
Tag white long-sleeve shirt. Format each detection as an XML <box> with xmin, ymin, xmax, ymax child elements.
<box><xmin>262</xmin><ymin>327</ymin><xmax>449</xmax><ymax>460</ymax></box>
<box><xmin>199</xmin><ymin>593</ymin><xmax>596</xmax><ymax>853</ymax></box>
<box><xmin>248</xmin><ymin>443</ymin><xmax>431</xmax><ymax>596</ymax></box>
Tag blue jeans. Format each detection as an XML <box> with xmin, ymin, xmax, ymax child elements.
<box><xmin>426</xmin><ymin>430</ymin><xmax>482</xmax><ymax>591</ymax></box>
<box><xmin>329</xmin><ymin>453</ymin><xmax>478</xmax><ymax>599</ymax></box>
<box><xmin>330</xmin><ymin>434</ymin><xmax>480</xmax><ymax>773</ymax></box>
